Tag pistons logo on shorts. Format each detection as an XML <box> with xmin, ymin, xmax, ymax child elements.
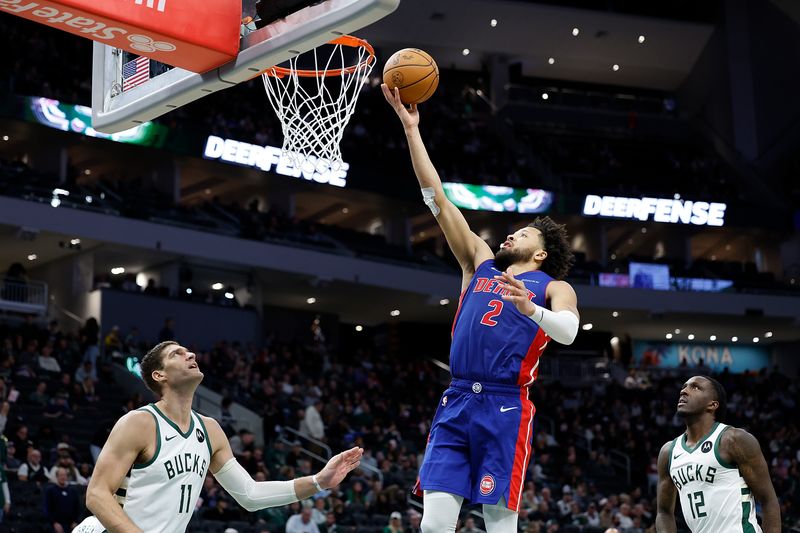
<box><xmin>479</xmin><ymin>474</ymin><xmax>496</xmax><ymax>496</ymax></box>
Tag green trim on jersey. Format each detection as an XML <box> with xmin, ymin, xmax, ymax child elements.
<box><xmin>741</xmin><ymin>486</ymin><xmax>756</xmax><ymax>532</ymax></box>
<box><xmin>132</xmin><ymin>408</ymin><xmax>161</xmax><ymax>469</ymax></box>
<box><xmin>194</xmin><ymin>411</ymin><xmax>213</xmax><ymax>457</ymax></box>
<box><xmin>680</xmin><ymin>421</ymin><xmax>719</xmax><ymax>454</ymax></box>
<box><xmin>667</xmin><ymin>438</ymin><xmax>678</xmax><ymax>471</ymax></box>
<box><xmin>713</xmin><ymin>424</ymin><xmax>736</xmax><ymax>468</ymax></box>
<box><xmin>151</xmin><ymin>403</ymin><xmax>195</xmax><ymax>439</ymax></box>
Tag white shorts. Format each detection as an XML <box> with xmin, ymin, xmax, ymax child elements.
<box><xmin>72</xmin><ymin>516</ymin><xmax>106</xmax><ymax>533</ymax></box>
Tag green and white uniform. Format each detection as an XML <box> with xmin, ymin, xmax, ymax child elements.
<box><xmin>73</xmin><ymin>404</ymin><xmax>212</xmax><ymax>533</ymax></box>
<box><xmin>668</xmin><ymin>422</ymin><xmax>761</xmax><ymax>533</ymax></box>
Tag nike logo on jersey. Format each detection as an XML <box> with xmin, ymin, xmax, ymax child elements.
<box><xmin>673</xmin><ymin>453</ymin><xmax>683</xmax><ymax>459</ymax></box>
<box><xmin>165</xmin><ymin>435</ymin><xmax>177</xmax><ymax>441</ymax></box>
<box><xmin>500</xmin><ymin>406</ymin><xmax>519</xmax><ymax>413</ymax></box>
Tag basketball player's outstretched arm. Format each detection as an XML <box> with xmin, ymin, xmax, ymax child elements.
<box><xmin>382</xmin><ymin>84</ymin><xmax>493</xmax><ymax>285</ymax></box>
<box><xmin>86</xmin><ymin>411</ymin><xmax>155</xmax><ymax>533</ymax></box>
<box><xmin>204</xmin><ymin>416</ymin><xmax>362</xmax><ymax>510</ymax></box>
<box><xmin>721</xmin><ymin>428</ymin><xmax>781</xmax><ymax>532</ymax></box>
<box><xmin>655</xmin><ymin>441</ymin><xmax>678</xmax><ymax>533</ymax></box>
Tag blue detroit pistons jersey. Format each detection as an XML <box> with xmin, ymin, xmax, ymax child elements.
<box><xmin>450</xmin><ymin>259</ymin><xmax>553</xmax><ymax>386</ymax></box>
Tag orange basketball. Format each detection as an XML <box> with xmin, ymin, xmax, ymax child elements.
<box><xmin>383</xmin><ymin>48</ymin><xmax>439</xmax><ymax>105</ymax></box>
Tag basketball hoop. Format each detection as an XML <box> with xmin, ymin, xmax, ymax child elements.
<box><xmin>262</xmin><ymin>35</ymin><xmax>375</xmax><ymax>172</ymax></box>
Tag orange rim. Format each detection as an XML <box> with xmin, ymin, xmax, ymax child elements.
<box><xmin>263</xmin><ymin>35</ymin><xmax>375</xmax><ymax>78</ymax></box>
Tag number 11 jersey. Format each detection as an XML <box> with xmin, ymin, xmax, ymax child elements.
<box><xmin>449</xmin><ymin>259</ymin><xmax>553</xmax><ymax>387</ymax></box>
<box><xmin>122</xmin><ymin>404</ymin><xmax>212</xmax><ymax>532</ymax></box>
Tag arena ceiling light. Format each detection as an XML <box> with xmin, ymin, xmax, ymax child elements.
<box><xmin>709</xmin><ymin>335</ymin><xmax>717</xmax><ymax>341</ymax></box>
<box><xmin>70</xmin><ymin>239</ymin><xmax>81</xmax><ymax>245</ymax></box>
<box><xmin>185</xmin><ymin>288</ymin><xmax>193</xmax><ymax>295</ymax></box>
<box><xmin>572</xmin><ymin>27</ymin><xmax>580</xmax><ymax>36</ymax></box>
<box><xmin>111</xmin><ymin>267</ymin><xmax>125</xmax><ymax>275</ymax></box>
<box><xmin>548</xmin><ymin>57</ymin><xmax>555</xmax><ymax>65</ymax></box>
<box><xmin>306</xmin><ymin>297</ymin><xmax>317</xmax><ymax>304</ymax></box>
<box><xmin>2</xmin><ymin>136</ymin><xmax>8</xmax><ymax>141</ymax></box>
<box><xmin>541</xmin><ymin>93</ymin><xmax>549</xmax><ymax>100</ymax></box>
<box><xmin>611</xmin><ymin>311</ymin><xmax>619</xmax><ymax>318</ymax></box>
<box><xmin>355</xmin><ymin>325</ymin><xmax>363</xmax><ymax>332</ymax></box>
<box><xmin>27</xmin><ymin>254</ymin><xmax>37</xmax><ymax>261</ymax></box>
<box><xmin>390</xmin><ymin>309</ymin><xmax>400</xmax><ymax>317</ymax></box>
<box><xmin>490</xmin><ymin>18</ymin><xmax>497</xmax><ymax>27</ymax></box>
<box><xmin>439</xmin><ymin>299</ymin><xmax>450</xmax><ymax>306</ymax></box>
<box><xmin>211</xmin><ymin>282</ymin><xmax>223</xmax><ymax>290</ymax></box>
<box><xmin>612</xmin><ymin>64</ymin><xmax>620</xmax><ymax>71</ymax></box>
<box><xmin>674</xmin><ymin>328</ymin><xmax>681</xmax><ymax>334</ymax></box>
<box><xmin>731</xmin><ymin>336</ymin><xmax>738</xmax><ymax>342</ymax></box>
<box><xmin>687</xmin><ymin>334</ymin><xmax>695</xmax><ymax>340</ymax></box>
<box><xmin>638</xmin><ymin>35</ymin><xmax>646</xmax><ymax>44</ymax></box>
<box><xmin>665</xmin><ymin>333</ymin><xmax>673</xmax><ymax>340</ymax></box>
<box><xmin>224</xmin><ymin>292</ymin><xmax>234</xmax><ymax>300</ymax></box>
<box><xmin>752</xmin><ymin>337</ymin><xmax>759</xmax><ymax>343</ymax></box>
<box><xmin>462</xmin><ymin>48</ymin><xmax>470</xmax><ymax>56</ymax></box>
<box><xmin>581</xmin><ymin>323</ymin><xmax>593</xmax><ymax>331</ymax></box>
<box><xmin>765</xmin><ymin>331</ymin><xmax>773</xmax><ymax>338</ymax></box>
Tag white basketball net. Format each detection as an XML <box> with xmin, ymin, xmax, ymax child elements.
<box><xmin>262</xmin><ymin>38</ymin><xmax>374</xmax><ymax>172</ymax></box>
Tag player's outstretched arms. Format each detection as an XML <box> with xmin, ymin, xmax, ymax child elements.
<box><xmin>206</xmin><ymin>416</ymin><xmax>363</xmax><ymax>511</ymax></box>
<box><xmin>655</xmin><ymin>440</ymin><xmax>678</xmax><ymax>533</ymax></box>
<box><xmin>382</xmin><ymin>83</ymin><xmax>492</xmax><ymax>280</ymax></box>
<box><xmin>85</xmin><ymin>411</ymin><xmax>154</xmax><ymax>533</ymax></box>
<box><xmin>722</xmin><ymin>428</ymin><xmax>781</xmax><ymax>532</ymax></box>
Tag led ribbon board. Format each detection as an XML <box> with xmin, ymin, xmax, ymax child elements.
<box><xmin>633</xmin><ymin>341</ymin><xmax>769</xmax><ymax>373</ymax></box>
<box><xmin>203</xmin><ymin>135</ymin><xmax>349</xmax><ymax>188</ymax></box>
<box><xmin>583</xmin><ymin>195</ymin><xmax>726</xmax><ymax>226</ymax></box>
<box><xmin>26</xmin><ymin>96</ymin><xmax>168</xmax><ymax>147</ymax></box>
<box><xmin>443</xmin><ymin>183</ymin><xmax>553</xmax><ymax>213</ymax></box>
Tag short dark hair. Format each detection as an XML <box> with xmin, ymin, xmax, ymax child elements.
<box><xmin>140</xmin><ymin>341</ymin><xmax>176</xmax><ymax>394</ymax></box>
<box><xmin>700</xmin><ymin>375</ymin><xmax>727</xmax><ymax>421</ymax></box>
<box><xmin>527</xmin><ymin>216</ymin><xmax>575</xmax><ymax>280</ymax></box>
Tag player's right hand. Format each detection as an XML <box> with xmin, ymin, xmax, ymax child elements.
<box><xmin>381</xmin><ymin>84</ymin><xmax>419</xmax><ymax>130</ymax></box>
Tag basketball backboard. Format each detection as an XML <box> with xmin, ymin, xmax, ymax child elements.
<box><xmin>91</xmin><ymin>0</ymin><xmax>399</xmax><ymax>133</ymax></box>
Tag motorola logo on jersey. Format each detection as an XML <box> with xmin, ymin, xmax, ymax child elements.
<box><xmin>701</xmin><ymin>441</ymin><xmax>712</xmax><ymax>453</ymax></box>
<box><xmin>196</xmin><ymin>428</ymin><xmax>205</xmax><ymax>443</ymax></box>
<box><xmin>479</xmin><ymin>474</ymin><xmax>496</xmax><ymax>496</ymax></box>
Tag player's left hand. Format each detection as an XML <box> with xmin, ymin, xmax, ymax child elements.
<box><xmin>495</xmin><ymin>270</ymin><xmax>537</xmax><ymax>317</ymax></box>
<box><xmin>315</xmin><ymin>446</ymin><xmax>363</xmax><ymax>490</ymax></box>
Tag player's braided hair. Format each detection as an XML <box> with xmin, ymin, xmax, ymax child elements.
<box><xmin>140</xmin><ymin>340</ymin><xmax>176</xmax><ymax>395</ymax></box>
<box><xmin>527</xmin><ymin>216</ymin><xmax>575</xmax><ymax>280</ymax></box>
<box><xmin>700</xmin><ymin>375</ymin><xmax>727</xmax><ymax>421</ymax></box>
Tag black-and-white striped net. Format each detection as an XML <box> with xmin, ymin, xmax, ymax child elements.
<box><xmin>262</xmin><ymin>41</ymin><xmax>373</xmax><ymax>172</ymax></box>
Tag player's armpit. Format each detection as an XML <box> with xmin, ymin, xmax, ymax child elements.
<box><xmin>86</xmin><ymin>410</ymin><xmax>153</xmax><ymax>533</ymax></box>
<box><xmin>546</xmin><ymin>280</ymin><xmax>579</xmax><ymax>320</ymax></box>
<box><xmin>723</xmin><ymin>429</ymin><xmax>781</xmax><ymax>533</ymax></box>
<box><xmin>203</xmin><ymin>415</ymin><xmax>235</xmax><ymax>474</ymax></box>
<box><xmin>655</xmin><ymin>440</ymin><xmax>678</xmax><ymax>533</ymax></box>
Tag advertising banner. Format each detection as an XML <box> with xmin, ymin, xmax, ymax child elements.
<box><xmin>633</xmin><ymin>341</ymin><xmax>770</xmax><ymax>373</ymax></box>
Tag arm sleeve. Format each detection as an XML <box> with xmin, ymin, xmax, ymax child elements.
<box><xmin>213</xmin><ymin>458</ymin><xmax>298</xmax><ymax>512</ymax></box>
<box><xmin>529</xmin><ymin>307</ymin><xmax>579</xmax><ymax>345</ymax></box>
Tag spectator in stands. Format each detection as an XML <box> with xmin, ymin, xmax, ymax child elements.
<box><xmin>46</xmin><ymin>448</ymin><xmax>86</xmax><ymax>486</ymax></box>
<box><xmin>286</xmin><ymin>505</ymin><xmax>320</xmax><ymax>533</ymax></box>
<box><xmin>406</xmin><ymin>510</ymin><xmax>422</xmax><ymax>533</ymax></box>
<box><xmin>103</xmin><ymin>326</ymin><xmax>123</xmax><ymax>360</ymax></box>
<box><xmin>158</xmin><ymin>317</ymin><xmax>175</xmax><ymax>342</ymax></box>
<box><xmin>319</xmin><ymin>511</ymin><xmax>338</xmax><ymax>533</ymax></box>
<box><xmin>143</xmin><ymin>278</ymin><xmax>159</xmax><ymax>295</ymax></box>
<box><xmin>10</xmin><ymin>424</ymin><xmax>31</xmax><ymax>460</ymax></box>
<box><xmin>574</xmin><ymin>501</ymin><xmax>600</xmax><ymax>528</ymax></box>
<box><xmin>43</xmin><ymin>394</ymin><xmax>73</xmax><ymax>419</ymax></box>
<box><xmin>459</xmin><ymin>516</ymin><xmax>480</xmax><ymax>533</ymax></box>
<box><xmin>383</xmin><ymin>511</ymin><xmax>403</xmax><ymax>533</ymax></box>
<box><xmin>74</xmin><ymin>361</ymin><xmax>97</xmax><ymax>385</ymax></box>
<box><xmin>29</xmin><ymin>380</ymin><xmax>50</xmax><ymax>407</ymax></box>
<box><xmin>120</xmin><ymin>273</ymin><xmax>139</xmax><ymax>292</ymax></box>
<box><xmin>203</xmin><ymin>495</ymin><xmax>241</xmax><ymax>522</ymax></box>
<box><xmin>79</xmin><ymin>317</ymin><xmax>100</xmax><ymax>368</ymax></box>
<box><xmin>229</xmin><ymin>428</ymin><xmax>255</xmax><ymax>457</ymax></box>
<box><xmin>310</xmin><ymin>494</ymin><xmax>327</xmax><ymax>525</ymax></box>
<box><xmin>0</xmin><ymin>401</ymin><xmax>9</xmax><ymax>436</ymax></box>
<box><xmin>38</xmin><ymin>344</ymin><xmax>61</xmax><ymax>375</ymax></box>
<box><xmin>301</xmin><ymin>399</ymin><xmax>325</xmax><ymax>441</ymax></box>
<box><xmin>18</xmin><ymin>448</ymin><xmax>48</xmax><ymax>483</ymax></box>
<box><xmin>220</xmin><ymin>396</ymin><xmax>237</xmax><ymax>437</ymax></box>
<box><xmin>44</xmin><ymin>467</ymin><xmax>81</xmax><ymax>533</ymax></box>
<box><xmin>124</xmin><ymin>326</ymin><xmax>142</xmax><ymax>355</ymax></box>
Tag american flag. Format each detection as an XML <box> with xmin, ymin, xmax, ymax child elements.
<box><xmin>122</xmin><ymin>56</ymin><xmax>150</xmax><ymax>92</ymax></box>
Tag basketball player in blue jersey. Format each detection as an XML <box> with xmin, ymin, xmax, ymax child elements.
<box><xmin>383</xmin><ymin>85</ymin><xmax>581</xmax><ymax>533</ymax></box>
<box><xmin>74</xmin><ymin>341</ymin><xmax>363</xmax><ymax>533</ymax></box>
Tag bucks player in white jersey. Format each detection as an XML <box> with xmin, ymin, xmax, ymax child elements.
<box><xmin>74</xmin><ymin>341</ymin><xmax>363</xmax><ymax>533</ymax></box>
<box><xmin>656</xmin><ymin>375</ymin><xmax>780</xmax><ymax>533</ymax></box>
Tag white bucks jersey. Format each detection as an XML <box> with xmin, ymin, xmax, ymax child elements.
<box><xmin>669</xmin><ymin>422</ymin><xmax>761</xmax><ymax>533</ymax></box>
<box><xmin>120</xmin><ymin>404</ymin><xmax>212</xmax><ymax>532</ymax></box>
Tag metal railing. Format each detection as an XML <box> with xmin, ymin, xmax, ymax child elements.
<box><xmin>0</xmin><ymin>278</ymin><xmax>48</xmax><ymax>315</ymax></box>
